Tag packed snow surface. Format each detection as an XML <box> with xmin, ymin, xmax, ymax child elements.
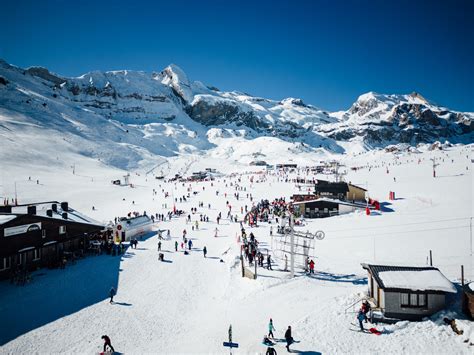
<box><xmin>0</xmin><ymin>143</ymin><xmax>473</xmax><ymax>353</ymax></box>
<box><xmin>378</xmin><ymin>270</ymin><xmax>457</xmax><ymax>293</ymax></box>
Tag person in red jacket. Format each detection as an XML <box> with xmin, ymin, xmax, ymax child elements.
<box><xmin>309</xmin><ymin>259</ymin><xmax>315</xmax><ymax>274</ymax></box>
<box><xmin>101</xmin><ymin>335</ymin><xmax>115</xmax><ymax>353</ymax></box>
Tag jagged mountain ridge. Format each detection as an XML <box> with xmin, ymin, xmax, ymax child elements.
<box><xmin>0</xmin><ymin>59</ymin><xmax>472</xmax><ymax>170</ymax></box>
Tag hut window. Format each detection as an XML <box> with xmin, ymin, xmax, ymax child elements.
<box><xmin>33</xmin><ymin>249</ymin><xmax>41</xmax><ymax>261</ymax></box>
<box><xmin>59</xmin><ymin>226</ymin><xmax>66</xmax><ymax>234</ymax></box>
<box><xmin>0</xmin><ymin>257</ymin><xmax>11</xmax><ymax>270</ymax></box>
<box><xmin>401</xmin><ymin>293</ymin><xmax>409</xmax><ymax>306</ymax></box>
<box><xmin>418</xmin><ymin>293</ymin><xmax>427</xmax><ymax>307</ymax></box>
<box><xmin>400</xmin><ymin>292</ymin><xmax>428</xmax><ymax>308</ymax></box>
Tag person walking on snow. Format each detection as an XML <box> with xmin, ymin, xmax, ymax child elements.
<box><xmin>203</xmin><ymin>246</ymin><xmax>207</xmax><ymax>258</ymax></box>
<box><xmin>309</xmin><ymin>259</ymin><xmax>315</xmax><ymax>274</ymax></box>
<box><xmin>268</xmin><ymin>318</ymin><xmax>276</xmax><ymax>338</ymax></box>
<box><xmin>284</xmin><ymin>326</ymin><xmax>293</xmax><ymax>352</ymax></box>
<box><xmin>267</xmin><ymin>255</ymin><xmax>273</xmax><ymax>270</ymax></box>
<box><xmin>109</xmin><ymin>287</ymin><xmax>116</xmax><ymax>303</ymax></box>
<box><xmin>214</xmin><ymin>227</ymin><xmax>218</xmax><ymax>238</ymax></box>
<box><xmin>158</xmin><ymin>241</ymin><xmax>162</xmax><ymax>251</ymax></box>
<box><xmin>175</xmin><ymin>241</ymin><xmax>178</xmax><ymax>252</ymax></box>
<box><xmin>101</xmin><ymin>335</ymin><xmax>115</xmax><ymax>353</ymax></box>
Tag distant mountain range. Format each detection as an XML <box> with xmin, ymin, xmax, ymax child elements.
<box><xmin>0</xmin><ymin>59</ymin><xmax>472</xmax><ymax>169</ymax></box>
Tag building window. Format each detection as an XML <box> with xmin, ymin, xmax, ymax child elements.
<box><xmin>400</xmin><ymin>292</ymin><xmax>428</xmax><ymax>308</ymax></box>
<box><xmin>33</xmin><ymin>249</ymin><xmax>41</xmax><ymax>261</ymax></box>
<box><xmin>17</xmin><ymin>253</ymin><xmax>22</xmax><ymax>266</ymax></box>
<box><xmin>42</xmin><ymin>229</ymin><xmax>47</xmax><ymax>238</ymax></box>
<box><xmin>0</xmin><ymin>257</ymin><xmax>11</xmax><ymax>271</ymax></box>
<box><xmin>59</xmin><ymin>226</ymin><xmax>66</xmax><ymax>234</ymax></box>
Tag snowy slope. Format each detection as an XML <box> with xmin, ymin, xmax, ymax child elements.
<box><xmin>0</xmin><ymin>144</ymin><xmax>472</xmax><ymax>353</ymax></box>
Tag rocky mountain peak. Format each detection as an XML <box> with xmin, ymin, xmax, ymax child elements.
<box><xmin>160</xmin><ymin>64</ymin><xmax>193</xmax><ymax>103</ymax></box>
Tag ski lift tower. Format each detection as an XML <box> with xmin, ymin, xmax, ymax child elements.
<box><xmin>274</xmin><ymin>215</ymin><xmax>325</xmax><ymax>278</ymax></box>
<box><xmin>330</xmin><ymin>160</ymin><xmax>346</xmax><ymax>183</ymax></box>
<box><xmin>123</xmin><ymin>173</ymin><xmax>130</xmax><ymax>186</ymax></box>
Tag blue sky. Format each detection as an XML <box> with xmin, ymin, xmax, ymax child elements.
<box><xmin>1</xmin><ymin>0</ymin><xmax>473</xmax><ymax>111</ymax></box>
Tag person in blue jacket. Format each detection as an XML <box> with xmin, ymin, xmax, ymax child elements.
<box><xmin>357</xmin><ymin>309</ymin><xmax>365</xmax><ymax>331</ymax></box>
<box><xmin>268</xmin><ymin>318</ymin><xmax>276</xmax><ymax>338</ymax></box>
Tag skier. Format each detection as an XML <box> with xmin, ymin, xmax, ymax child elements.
<box><xmin>101</xmin><ymin>335</ymin><xmax>115</xmax><ymax>353</ymax></box>
<box><xmin>357</xmin><ymin>309</ymin><xmax>365</xmax><ymax>331</ymax></box>
<box><xmin>362</xmin><ymin>300</ymin><xmax>371</xmax><ymax>323</ymax></box>
<box><xmin>214</xmin><ymin>227</ymin><xmax>218</xmax><ymax>238</ymax></box>
<box><xmin>284</xmin><ymin>326</ymin><xmax>293</xmax><ymax>352</ymax></box>
<box><xmin>309</xmin><ymin>259</ymin><xmax>315</xmax><ymax>274</ymax></box>
<box><xmin>203</xmin><ymin>246</ymin><xmax>207</xmax><ymax>258</ymax></box>
<box><xmin>188</xmin><ymin>239</ymin><xmax>193</xmax><ymax>250</ymax></box>
<box><xmin>268</xmin><ymin>318</ymin><xmax>276</xmax><ymax>338</ymax></box>
<box><xmin>266</xmin><ymin>346</ymin><xmax>277</xmax><ymax>355</ymax></box>
<box><xmin>109</xmin><ymin>287</ymin><xmax>116</xmax><ymax>304</ymax></box>
<box><xmin>175</xmin><ymin>241</ymin><xmax>178</xmax><ymax>252</ymax></box>
<box><xmin>158</xmin><ymin>241</ymin><xmax>162</xmax><ymax>251</ymax></box>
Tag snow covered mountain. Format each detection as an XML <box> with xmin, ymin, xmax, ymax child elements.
<box><xmin>0</xmin><ymin>59</ymin><xmax>472</xmax><ymax>170</ymax></box>
<box><xmin>321</xmin><ymin>92</ymin><xmax>473</xmax><ymax>147</ymax></box>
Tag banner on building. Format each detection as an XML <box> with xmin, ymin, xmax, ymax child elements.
<box><xmin>4</xmin><ymin>222</ymin><xmax>42</xmax><ymax>237</ymax></box>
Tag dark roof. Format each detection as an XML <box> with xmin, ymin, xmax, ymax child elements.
<box><xmin>315</xmin><ymin>180</ymin><xmax>349</xmax><ymax>194</ymax></box>
<box><xmin>361</xmin><ymin>263</ymin><xmax>454</xmax><ymax>293</ymax></box>
<box><xmin>348</xmin><ymin>183</ymin><xmax>367</xmax><ymax>191</ymax></box>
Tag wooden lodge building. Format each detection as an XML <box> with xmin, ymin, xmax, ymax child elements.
<box><xmin>0</xmin><ymin>201</ymin><xmax>104</xmax><ymax>280</ymax></box>
<box><xmin>291</xmin><ymin>180</ymin><xmax>369</xmax><ymax>218</ymax></box>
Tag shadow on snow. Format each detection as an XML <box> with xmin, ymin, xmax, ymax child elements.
<box><xmin>0</xmin><ymin>231</ymin><xmax>157</xmax><ymax>346</ymax></box>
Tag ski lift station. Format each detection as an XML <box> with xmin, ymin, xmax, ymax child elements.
<box><xmin>113</xmin><ymin>215</ymin><xmax>154</xmax><ymax>242</ymax></box>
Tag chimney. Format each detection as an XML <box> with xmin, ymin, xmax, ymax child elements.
<box><xmin>27</xmin><ymin>205</ymin><xmax>36</xmax><ymax>215</ymax></box>
<box><xmin>46</xmin><ymin>209</ymin><xmax>53</xmax><ymax>217</ymax></box>
<box><xmin>62</xmin><ymin>212</ymin><xmax>68</xmax><ymax>219</ymax></box>
<box><xmin>52</xmin><ymin>203</ymin><xmax>57</xmax><ymax>212</ymax></box>
<box><xmin>60</xmin><ymin>202</ymin><xmax>68</xmax><ymax>211</ymax></box>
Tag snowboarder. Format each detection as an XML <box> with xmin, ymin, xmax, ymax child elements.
<box><xmin>101</xmin><ymin>335</ymin><xmax>115</xmax><ymax>353</ymax></box>
<box><xmin>158</xmin><ymin>241</ymin><xmax>162</xmax><ymax>251</ymax></box>
<box><xmin>203</xmin><ymin>246</ymin><xmax>207</xmax><ymax>258</ymax></box>
<box><xmin>268</xmin><ymin>318</ymin><xmax>276</xmax><ymax>338</ymax></box>
<box><xmin>109</xmin><ymin>287</ymin><xmax>116</xmax><ymax>303</ymax></box>
<box><xmin>263</xmin><ymin>335</ymin><xmax>274</xmax><ymax>346</ymax></box>
<box><xmin>175</xmin><ymin>241</ymin><xmax>178</xmax><ymax>251</ymax></box>
<box><xmin>284</xmin><ymin>326</ymin><xmax>293</xmax><ymax>351</ymax></box>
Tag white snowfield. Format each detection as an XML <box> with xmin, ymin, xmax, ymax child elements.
<box><xmin>378</xmin><ymin>270</ymin><xmax>457</xmax><ymax>293</ymax></box>
<box><xmin>0</xmin><ymin>143</ymin><xmax>473</xmax><ymax>354</ymax></box>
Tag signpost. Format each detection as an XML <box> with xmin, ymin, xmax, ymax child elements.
<box><xmin>223</xmin><ymin>324</ymin><xmax>239</xmax><ymax>353</ymax></box>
